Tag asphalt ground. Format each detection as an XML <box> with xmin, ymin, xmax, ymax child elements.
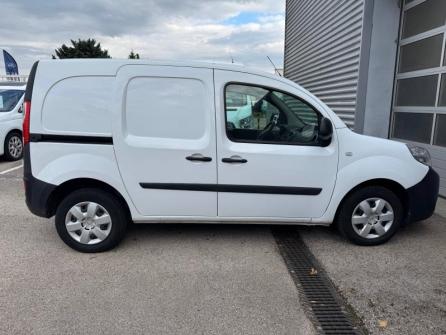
<box><xmin>0</xmin><ymin>159</ymin><xmax>445</xmax><ymax>335</ymax></box>
<box><xmin>0</xmin><ymin>161</ymin><xmax>315</xmax><ymax>335</ymax></box>
<box><xmin>300</xmin><ymin>216</ymin><xmax>446</xmax><ymax>335</ymax></box>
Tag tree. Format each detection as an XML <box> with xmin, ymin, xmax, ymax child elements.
<box><xmin>52</xmin><ymin>39</ymin><xmax>111</xmax><ymax>59</ymax></box>
<box><xmin>128</xmin><ymin>50</ymin><xmax>140</xmax><ymax>59</ymax></box>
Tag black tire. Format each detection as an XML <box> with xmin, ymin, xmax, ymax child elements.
<box><xmin>4</xmin><ymin>131</ymin><xmax>23</xmax><ymax>161</ymax></box>
<box><xmin>55</xmin><ymin>188</ymin><xmax>128</xmax><ymax>252</ymax></box>
<box><xmin>336</xmin><ymin>186</ymin><xmax>403</xmax><ymax>246</ymax></box>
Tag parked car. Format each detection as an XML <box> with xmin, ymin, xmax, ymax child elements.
<box><xmin>23</xmin><ymin>60</ymin><xmax>439</xmax><ymax>252</ymax></box>
<box><xmin>0</xmin><ymin>83</ymin><xmax>25</xmax><ymax>161</ymax></box>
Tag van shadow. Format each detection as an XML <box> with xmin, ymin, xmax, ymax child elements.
<box><xmin>117</xmin><ymin>222</ymin><xmax>312</xmax><ymax>251</ymax></box>
<box><xmin>107</xmin><ymin>216</ymin><xmax>443</xmax><ymax>251</ymax></box>
<box><xmin>118</xmin><ymin>222</ymin><xmax>350</xmax><ymax>252</ymax></box>
<box><xmin>125</xmin><ymin>222</ymin><xmax>273</xmax><ymax>241</ymax></box>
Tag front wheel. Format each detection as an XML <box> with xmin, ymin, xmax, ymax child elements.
<box><xmin>55</xmin><ymin>188</ymin><xmax>128</xmax><ymax>252</ymax></box>
<box><xmin>336</xmin><ymin>186</ymin><xmax>403</xmax><ymax>246</ymax></box>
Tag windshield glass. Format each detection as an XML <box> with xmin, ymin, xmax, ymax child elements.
<box><xmin>0</xmin><ymin>89</ymin><xmax>24</xmax><ymax>112</ymax></box>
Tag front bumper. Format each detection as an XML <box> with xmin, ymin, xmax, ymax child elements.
<box><xmin>406</xmin><ymin>167</ymin><xmax>439</xmax><ymax>223</ymax></box>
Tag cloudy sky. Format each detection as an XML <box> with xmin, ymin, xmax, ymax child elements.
<box><xmin>0</xmin><ymin>0</ymin><xmax>285</xmax><ymax>75</ymax></box>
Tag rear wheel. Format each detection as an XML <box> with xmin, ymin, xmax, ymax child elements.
<box><xmin>55</xmin><ymin>188</ymin><xmax>128</xmax><ymax>252</ymax></box>
<box><xmin>4</xmin><ymin>131</ymin><xmax>23</xmax><ymax>161</ymax></box>
<box><xmin>336</xmin><ymin>186</ymin><xmax>403</xmax><ymax>246</ymax></box>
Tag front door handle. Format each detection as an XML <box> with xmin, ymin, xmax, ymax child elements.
<box><xmin>186</xmin><ymin>154</ymin><xmax>212</xmax><ymax>162</ymax></box>
<box><xmin>222</xmin><ymin>156</ymin><xmax>247</xmax><ymax>164</ymax></box>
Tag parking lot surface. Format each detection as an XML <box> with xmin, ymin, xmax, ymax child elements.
<box><xmin>0</xmin><ymin>163</ymin><xmax>314</xmax><ymax>335</ymax></box>
<box><xmin>0</xmin><ymin>158</ymin><xmax>22</xmax><ymax>176</ymax></box>
<box><xmin>1</xmin><ymin>160</ymin><xmax>445</xmax><ymax>335</ymax></box>
<box><xmin>300</xmin><ymin>216</ymin><xmax>446</xmax><ymax>335</ymax></box>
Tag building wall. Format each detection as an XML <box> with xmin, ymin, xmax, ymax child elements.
<box><xmin>283</xmin><ymin>0</ymin><xmax>365</xmax><ymax>128</ymax></box>
<box><xmin>357</xmin><ymin>0</ymin><xmax>400</xmax><ymax>138</ymax></box>
<box><xmin>284</xmin><ymin>0</ymin><xmax>446</xmax><ymax>196</ymax></box>
<box><xmin>390</xmin><ymin>0</ymin><xmax>446</xmax><ymax>197</ymax></box>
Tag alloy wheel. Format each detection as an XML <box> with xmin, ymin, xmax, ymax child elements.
<box><xmin>8</xmin><ymin>135</ymin><xmax>22</xmax><ymax>159</ymax></box>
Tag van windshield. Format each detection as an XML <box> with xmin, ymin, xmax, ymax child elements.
<box><xmin>0</xmin><ymin>90</ymin><xmax>24</xmax><ymax>112</ymax></box>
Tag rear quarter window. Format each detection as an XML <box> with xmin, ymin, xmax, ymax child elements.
<box><xmin>41</xmin><ymin>77</ymin><xmax>113</xmax><ymax>134</ymax></box>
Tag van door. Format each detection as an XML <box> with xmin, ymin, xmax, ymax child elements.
<box><xmin>113</xmin><ymin>65</ymin><xmax>217</xmax><ymax>217</ymax></box>
<box><xmin>214</xmin><ymin>70</ymin><xmax>338</xmax><ymax>219</ymax></box>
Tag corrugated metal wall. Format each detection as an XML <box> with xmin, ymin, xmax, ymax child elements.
<box><xmin>284</xmin><ymin>0</ymin><xmax>365</xmax><ymax>128</ymax></box>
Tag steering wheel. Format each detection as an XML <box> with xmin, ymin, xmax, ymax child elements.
<box><xmin>257</xmin><ymin>114</ymin><xmax>279</xmax><ymax>140</ymax></box>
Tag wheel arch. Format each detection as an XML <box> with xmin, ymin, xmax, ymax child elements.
<box><xmin>333</xmin><ymin>178</ymin><xmax>408</xmax><ymax>224</ymax></box>
<box><xmin>6</xmin><ymin>128</ymin><xmax>22</xmax><ymax>136</ymax></box>
<box><xmin>47</xmin><ymin>178</ymin><xmax>131</xmax><ymax>220</ymax></box>
<box><xmin>3</xmin><ymin>129</ymin><xmax>23</xmax><ymax>148</ymax></box>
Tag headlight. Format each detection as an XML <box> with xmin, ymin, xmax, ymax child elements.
<box><xmin>406</xmin><ymin>144</ymin><xmax>431</xmax><ymax>166</ymax></box>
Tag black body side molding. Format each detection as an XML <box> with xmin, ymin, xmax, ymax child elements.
<box><xmin>139</xmin><ymin>183</ymin><xmax>322</xmax><ymax>195</ymax></box>
<box><xmin>29</xmin><ymin>133</ymin><xmax>113</xmax><ymax>145</ymax></box>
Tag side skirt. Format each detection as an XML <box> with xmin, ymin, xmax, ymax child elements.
<box><xmin>131</xmin><ymin>216</ymin><xmax>332</xmax><ymax>226</ymax></box>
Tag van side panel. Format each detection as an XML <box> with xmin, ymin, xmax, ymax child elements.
<box><xmin>41</xmin><ymin>77</ymin><xmax>112</xmax><ymax>135</ymax></box>
<box><xmin>28</xmin><ymin>61</ymin><xmax>117</xmax><ymax>135</ymax></box>
<box><xmin>29</xmin><ymin>142</ymin><xmax>137</xmax><ymax>216</ymax></box>
<box><xmin>28</xmin><ymin>67</ymin><xmax>139</xmax><ymax>218</ymax></box>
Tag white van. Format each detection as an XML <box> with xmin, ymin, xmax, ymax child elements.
<box><xmin>0</xmin><ymin>83</ymin><xmax>25</xmax><ymax>160</ymax></box>
<box><xmin>23</xmin><ymin>60</ymin><xmax>439</xmax><ymax>252</ymax></box>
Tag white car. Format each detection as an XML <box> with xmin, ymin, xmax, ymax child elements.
<box><xmin>23</xmin><ymin>60</ymin><xmax>439</xmax><ymax>252</ymax></box>
<box><xmin>0</xmin><ymin>83</ymin><xmax>25</xmax><ymax>160</ymax></box>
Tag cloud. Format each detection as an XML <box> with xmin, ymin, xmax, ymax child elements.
<box><xmin>0</xmin><ymin>0</ymin><xmax>284</xmax><ymax>74</ymax></box>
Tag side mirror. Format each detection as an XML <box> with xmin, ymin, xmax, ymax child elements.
<box><xmin>319</xmin><ymin>117</ymin><xmax>333</xmax><ymax>145</ymax></box>
<box><xmin>18</xmin><ymin>105</ymin><xmax>23</xmax><ymax>114</ymax></box>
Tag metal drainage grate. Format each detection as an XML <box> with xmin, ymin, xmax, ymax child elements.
<box><xmin>273</xmin><ymin>229</ymin><xmax>364</xmax><ymax>335</ymax></box>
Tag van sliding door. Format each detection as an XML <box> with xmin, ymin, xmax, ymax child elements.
<box><xmin>113</xmin><ymin>65</ymin><xmax>217</xmax><ymax>217</ymax></box>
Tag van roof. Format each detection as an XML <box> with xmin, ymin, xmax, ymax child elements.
<box><xmin>37</xmin><ymin>58</ymin><xmax>285</xmax><ymax>82</ymax></box>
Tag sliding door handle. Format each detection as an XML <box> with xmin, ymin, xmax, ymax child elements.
<box><xmin>222</xmin><ymin>156</ymin><xmax>247</xmax><ymax>164</ymax></box>
<box><xmin>186</xmin><ymin>154</ymin><xmax>212</xmax><ymax>162</ymax></box>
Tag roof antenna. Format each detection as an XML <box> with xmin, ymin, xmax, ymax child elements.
<box><xmin>230</xmin><ymin>54</ymin><xmax>234</xmax><ymax>64</ymax></box>
<box><xmin>267</xmin><ymin>56</ymin><xmax>282</xmax><ymax>76</ymax></box>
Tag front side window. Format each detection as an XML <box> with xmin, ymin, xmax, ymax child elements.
<box><xmin>0</xmin><ymin>90</ymin><xmax>24</xmax><ymax>113</ymax></box>
<box><xmin>225</xmin><ymin>84</ymin><xmax>321</xmax><ymax>145</ymax></box>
